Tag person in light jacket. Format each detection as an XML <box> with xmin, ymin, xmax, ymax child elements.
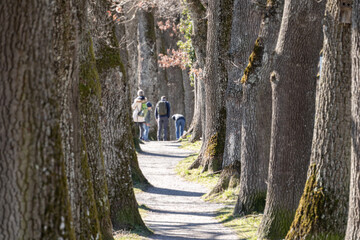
<box><xmin>132</xmin><ymin>89</ymin><xmax>147</xmax><ymax>140</ymax></box>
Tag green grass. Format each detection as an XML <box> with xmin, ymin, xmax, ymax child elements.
<box><xmin>176</xmin><ymin>140</ymin><xmax>263</xmax><ymax>239</ymax></box>
<box><xmin>216</xmin><ymin>207</ymin><xmax>262</xmax><ymax>240</ymax></box>
<box><xmin>204</xmin><ymin>187</ymin><xmax>239</xmax><ymax>205</ymax></box>
<box><xmin>175</xmin><ymin>154</ymin><xmax>220</xmax><ymax>189</ymax></box>
<box><xmin>179</xmin><ymin>139</ymin><xmax>202</xmax><ymax>151</ymax></box>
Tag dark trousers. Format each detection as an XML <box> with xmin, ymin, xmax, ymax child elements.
<box><xmin>157</xmin><ymin>116</ymin><xmax>169</xmax><ymax>141</ymax></box>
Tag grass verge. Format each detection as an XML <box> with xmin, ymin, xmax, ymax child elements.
<box><xmin>176</xmin><ymin>140</ymin><xmax>262</xmax><ymax>239</ymax></box>
<box><xmin>216</xmin><ymin>208</ymin><xmax>262</xmax><ymax>240</ymax></box>
<box><xmin>175</xmin><ymin>153</ymin><xmax>220</xmax><ymax>189</ymax></box>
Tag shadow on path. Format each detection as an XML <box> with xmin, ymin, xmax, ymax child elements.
<box><xmin>147</xmin><ymin>221</ymin><xmax>229</xmax><ymax>240</ymax></box>
<box><xmin>136</xmin><ymin>141</ymin><xmax>238</xmax><ymax>240</ymax></box>
<box><xmin>141</xmin><ymin>151</ymin><xmax>187</xmax><ymax>159</ymax></box>
<box><xmin>144</xmin><ymin>186</ymin><xmax>205</xmax><ymax>197</ymax></box>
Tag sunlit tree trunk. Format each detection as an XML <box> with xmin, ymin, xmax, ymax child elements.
<box><xmin>182</xmin><ymin>69</ymin><xmax>194</xmax><ymax>130</ymax></box>
<box><xmin>234</xmin><ymin>0</ymin><xmax>284</xmax><ymax>216</ymax></box>
<box><xmin>192</xmin><ymin>0</ymin><xmax>234</xmax><ymax>173</ymax></box>
<box><xmin>286</xmin><ymin>1</ymin><xmax>352</xmax><ymax>239</ymax></box>
<box><xmin>208</xmin><ymin>0</ymin><xmax>262</xmax><ymax>197</ymax></box>
<box><xmin>346</xmin><ymin>0</ymin><xmax>360</xmax><ymax>238</ymax></box>
<box><xmin>137</xmin><ymin>7</ymin><xmax>159</xmax><ymax>107</ymax></box>
<box><xmin>0</xmin><ymin>1</ymin><xmax>75</xmax><ymax>239</ymax></box>
<box><xmin>184</xmin><ymin>0</ymin><xmax>207</xmax><ymax>142</ymax></box>
<box><xmin>257</xmin><ymin>0</ymin><xmax>325</xmax><ymax>238</ymax></box>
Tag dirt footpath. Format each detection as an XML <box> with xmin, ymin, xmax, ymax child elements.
<box><xmin>135</xmin><ymin>141</ymin><xmax>238</xmax><ymax>240</ymax></box>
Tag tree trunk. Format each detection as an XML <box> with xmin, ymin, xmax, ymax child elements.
<box><xmin>194</xmin><ymin>0</ymin><xmax>234</xmax><ymax>173</ymax></box>
<box><xmin>184</xmin><ymin>0</ymin><xmax>207</xmax><ymax>142</ymax></box>
<box><xmin>137</xmin><ymin>7</ymin><xmax>159</xmax><ymax>139</ymax></box>
<box><xmin>257</xmin><ymin>0</ymin><xmax>325</xmax><ymax>239</ymax></box>
<box><xmin>78</xmin><ymin>25</ymin><xmax>114</xmax><ymax>240</ymax></box>
<box><xmin>209</xmin><ymin>0</ymin><xmax>262</xmax><ymax>197</ymax></box>
<box><xmin>56</xmin><ymin>0</ymin><xmax>103</xmax><ymax>238</ymax></box>
<box><xmin>90</xmin><ymin>0</ymin><xmax>147</xmax><ymax>232</ymax></box>
<box><xmin>286</xmin><ymin>1</ymin><xmax>352</xmax><ymax>239</ymax></box>
<box><xmin>124</xmin><ymin>5</ymin><xmax>139</xmax><ymax>100</ymax></box>
<box><xmin>0</xmin><ymin>1</ymin><xmax>75</xmax><ymax>239</ymax></box>
<box><xmin>346</xmin><ymin>1</ymin><xmax>360</xmax><ymax>238</ymax></box>
<box><xmin>234</xmin><ymin>0</ymin><xmax>284</xmax><ymax>216</ymax></box>
<box><xmin>117</xmin><ymin>18</ymin><xmax>149</xmax><ymax>184</ymax></box>
<box><xmin>182</xmin><ymin>69</ymin><xmax>195</xmax><ymax>130</ymax></box>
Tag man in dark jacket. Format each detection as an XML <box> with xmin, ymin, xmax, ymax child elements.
<box><xmin>172</xmin><ymin>114</ymin><xmax>186</xmax><ymax>140</ymax></box>
<box><xmin>155</xmin><ymin>96</ymin><xmax>170</xmax><ymax>141</ymax></box>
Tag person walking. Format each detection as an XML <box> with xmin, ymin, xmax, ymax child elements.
<box><xmin>132</xmin><ymin>89</ymin><xmax>147</xmax><ymax>140</ymax></box>
<box><xmin>143</xmin><ymin>102</ymin><xmax>152</xmax><ymax>141</ymax></box>
<box><xmin>155</xmin><ymin>96</ymin><xmax>170</xmax><ymax>141</ymax></box>
<box><xmin>172</xmin><ymin>114</ymin><xmax>186</xmax><ymax>140</ymax></box>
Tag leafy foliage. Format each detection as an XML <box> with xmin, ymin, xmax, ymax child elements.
<box><xmin>157</xmin><ymin>8</ymin><xmax>202</xmax><ymax>85</ymax></box>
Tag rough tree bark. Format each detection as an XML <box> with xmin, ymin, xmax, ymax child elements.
<box><xmin>234</xmin><ymin>0</ymin><xmax>284</xmax><ymax>215</ymax></box>
<box><xmin>90</xmin><ymin>0</ymin><xmax>147</xmax><ymax>231</ymax></box>
<box><xmin>56</xmin><ymin>0</ymin><xmax>103</xmax><ymax>238</ymax></box>
<box><xmin>137</xmin><ymin>7</ymin><xmax>160</xmax><ymax>139</ymax></box>
<box><xmin>286</xmin><ymin>1</ymin><xmax>352</xmax><ymax>239</ymax></box>
<box><xmin>184</xmin><ymin>0</ymin><xmax>207</xmax><ymax>142</ymax></box>
<box><xmin>346</xmin><ymin>0</ymin><xmax>360</xmax><ymax>238</ymax></box>
<box><xmin>191</xmin><ymin>0</ymin><xmax>234</xmax><ymax>173</ymax></box>
<box><xmin>0</xmin><ymin>1</ymin><xmax>75</xmax><ymax>239</ymax></box>
<box><xmin>257</xmin><ymin>0</ymin><xmax>325</xmax><ymax>238</ymax></box>
<box><xmin>122</xmin><ymin>8</ymin><xmax>149</xmax><ymax>183</ymax></box>
<box><xmin>78</xmin><ymin>16</ymin><xmax>114</xmax><ymax>240</ymax></box>
<box><xmin>208</xmin><ymin>0</ymin><xmax>262</xmax><ymax>198</ymax></box>
<box><xmin>182</xmin><ymin>68</ymin><xmax>195</xmax><ymax>129</ymax></box>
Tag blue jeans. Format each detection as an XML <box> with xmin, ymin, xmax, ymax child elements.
<box><xmin>143</xmin><ymin>124</ymin><xmax>150</xmax><ymax>141</ymax></box>
<box><xmin>175</xmin><ymin>118</ymin><xmax>185</xmax><ymax>140</ymax></box>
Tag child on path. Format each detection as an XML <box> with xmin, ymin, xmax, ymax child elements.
<box><xmin>143</xmin><ymin>102</ymin><xmax>152</xmax><ymax>141</ymax></box>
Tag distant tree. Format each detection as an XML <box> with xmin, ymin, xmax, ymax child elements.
<box><xmin>0</xmin><ymin>1</ymin><xmax>75</xmax><ymax>239</ymax></box>
<box><xmin>137</xmin><ymin>7</ymin><xmax>160</xmax><ymax>108</ymax></box>
<box><xmin>286</xmin><ymin>0</ymin><xmax>352</xmax><ymax>239</ymax></box>
<box><xmin>182</xmin><ymin>0</ymin><xmax>207</xmax><ymax>142</ymax></box>
<box><xmin>257</xmin><ymin>0</ymin><xmax>325</xmax><ymax>238</ymax></box>
<box><xmin>346</xmin><ymin>0</ymin><xmax>360</xmax><ymax>238</ymax></box>
<box><xmin>190</xmin><ymin>0</ymin><xmax>234</xmax><ymax>172</ymax></box>
<box><xmin>208</xmin><ymin>0</ymin><xmax>262</xmax><ymax>197</ymax></box>
<box><xmin>234</xmin><ymin>0</ymin><xmax>284</xmax><ymax>215</ymax></box>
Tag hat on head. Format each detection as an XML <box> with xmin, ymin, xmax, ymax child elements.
<box><xmin>137</xmin><ymin>89</ymin><xmax>144</xmax><ymax>96</ymax></box>
<box><xmin>161</xmin><ymin>96</ymin><xmax>166</xmax><ymax>101</ymax></box>
<box><xmin>146</xmin><ymin>102</ymin><xmax>152</xmax><ymax>107</ymax></box>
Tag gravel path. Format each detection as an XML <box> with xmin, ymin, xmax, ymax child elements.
<box><xmin>135</xmin><ymin>141</ymin><xmax>238</xmax><ymax>240</ymax></box>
